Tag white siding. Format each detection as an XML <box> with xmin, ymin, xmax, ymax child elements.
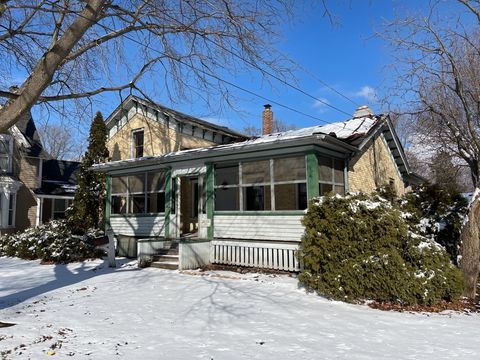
<box><xmin>214</xmin><ymin>214</ymin><xmax>304</xmax><ymax>242</ymax></box>
<box><xmin>110</xmin><ymin>215</ymin><xmax>165</xmax><ymax>237</ymax></box>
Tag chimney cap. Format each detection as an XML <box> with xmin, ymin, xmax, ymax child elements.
<box><xmin>263</xmin><ymin>104</ymin><xmax>272</xmax><ymax>110</ymax></box>
<box><xmin>353</xmin><ymin>105</ymin><xmax>373</xmax><ymax>119</ymax></box>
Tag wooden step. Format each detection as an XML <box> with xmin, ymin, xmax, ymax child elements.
<box><xmin>152</xmin><ymin>254</ymin><xmax>179</xmax><ymax>262</ymax></box>
<box><xmin>156</xmin><ymin>248</ymin><xmax>179</xmax><ymax>256</ymax></box>
<box><xmin>150</xmin><ymin>261</ymin><xmax>178</xmax><ymax>270</ymax></box>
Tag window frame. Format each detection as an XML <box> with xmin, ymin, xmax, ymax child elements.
<box><xmin>317</xmin><ymin>156</ymin><xmax>346</xmax><ymax>196</ymax></box>
<box><xmin>111</xmin><ymin>171</ymin><xmax>166</xmax><ymax>215</ymax></box>
<box><xmin>214</xmin><ymin>155</ymin><xmax>309</xmax><ymax>212</ymax></box>
<box><xmin>132</xmin><ymin>129</ymin><xmax>144</xmax><ymax>158</ymax></box>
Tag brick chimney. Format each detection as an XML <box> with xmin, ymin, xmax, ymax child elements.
<box><xmin>262</xmin><ymin>104</ymin><xmax>273</xmax><ymax>135</ymax></box>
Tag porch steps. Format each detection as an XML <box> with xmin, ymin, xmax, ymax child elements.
<box><xmin>149</xmin><ymin>246</ymin><xmax>179</xmax><ymax>270</ymax></box>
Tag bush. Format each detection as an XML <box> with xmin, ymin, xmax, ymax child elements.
<box><xmin>400</xmin><ymin>184</ymin><xmax>468</xmax><ymax>264</ymax></box>
<box><xmin>298</xmin><ymin>193</ymin><xmax>464</xmax><ymax>305</ymax></box>
<box><xmin>0</xmin><ymin>220</ymin><xmax>102</xmax><ymax>263</ymax></box>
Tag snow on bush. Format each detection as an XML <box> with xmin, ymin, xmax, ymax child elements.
<box><xmin>299</xmin><ymin>191</ymin><xmax>464</xmax><ymax>306</ymax></box>
<box><xmin>401</xmin><ymin>184</ymin><xmax>468</xmax><ymax>264</ymax></box>
<box><xmin>0</xmin><ymin>220</ymin><xmax>102</xmax><ymax>263</ymax></box>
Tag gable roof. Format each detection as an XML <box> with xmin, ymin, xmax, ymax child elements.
<box><xmin>94</xmin><ymin>111</ymin><xmax>410</xmax><ymax>178</ymax></box>
<box><xmin>9</xmin><ymin>111</ymin><xmax>49</xmax><ymax>158</ymax></box>
<box><xmin>105</xmin><ymin>95</ymin><xmax>247</xmax><ymax>140</ymax></box>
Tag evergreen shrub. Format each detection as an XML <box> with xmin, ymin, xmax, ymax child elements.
<box><xmin>298</xmin><ymin>192</ymin><xmax>464</xmax><ymax>305</ymax></box>
<box><xmin>0</xmin><ymin>220</ymin><xmax>102</xmax><ymax>263</ymax></box>
<box><xmin>400</xmin><ymin>184</ymin><xmax>468</xmax><ymax>264</ymax></box>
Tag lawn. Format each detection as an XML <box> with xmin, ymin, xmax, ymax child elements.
<box><xmin>0</xmin><ymin>257</ymin><xmax>478</xmax><ymax>359</ymax></box>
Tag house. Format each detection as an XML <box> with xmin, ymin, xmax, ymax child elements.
<box><xmin>95</xmin><ymin>100</ymin><xmax>410</xmax><ymax>271</ymax></box>
<box><xmin>105</xmin><ymin>95</ymin><xmax>247</xmax><ymax>161</ymax></box>
<box><xmin>0</xmin><ymin>109</ymin><xmax>79</xmax><ymax>234</ymax></box>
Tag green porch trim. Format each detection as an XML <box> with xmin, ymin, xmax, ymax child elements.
<box><xmin>214</xmin><ymin>210</ymin><xmax>304</xmax><ymax>216</ymax></box>
<box><xmin>164</xmin><ymin>169</ymin><xmax>172</xmax><ymax>239</ymax></box>
<box><xmin>206</xmin><ymin>163</ymin><xmax>214</xmax><ymax>239</ymax></box>
<box><xmin>306</xmin><ymin>152</ymin><xmax>319</xmax><ymax>200</ymax></box>
<box><xmin>105</xmin><ymin>175</ymin><xmax>112</xmax><ymax>232</ymax></box>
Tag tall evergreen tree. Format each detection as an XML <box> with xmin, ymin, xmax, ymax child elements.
<box><xmin>68</xmin><ymin>112</ymin><xmax>109</xmax><ymax>234</ymax></box>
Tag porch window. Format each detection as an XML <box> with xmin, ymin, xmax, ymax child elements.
<box><xmin>111</xmin><ymin>176</ymin><xmax>128</xmax><ymax>214</ymax></box>
<box><xmin>147</xmin><ymin>172</ymin><xmax>166</xmax><ymax>213</ymax></box>
<box><xmin>273</xmin><ymin>156</ymin><xmax>307</xmax><ymax>210</ymax></box>
<box><xmin>132</xmin><ymin>129</ymin><xmax>144</xmax><ymax>158</ymax></box>
<box><xmin>214</xmin><ymin>165</ymin><xmax>239</xmax><ymax>211</ymax></box>
<box><xmin>111</xmin><ymin>171</ymin><xmax>166</xmax><ymax>214</ymax></box>
<box><xmin>0</xmin><ymin>135</ymin><xmax>12</xmax><ymax>173</ymax></box>
<box><xmin>242</xmin><ymin>160</ymin><xmax>271</xmax><ymax>211</ymax></box>
<box><xmin>318</xmin><ymin>156</ymin><xmax>345</xmax><ymax>195</ymax></box>
<box><xmin>128</xmin><ymin>174</ymin><xmax>146</xmax><ymax>213</ymax></box>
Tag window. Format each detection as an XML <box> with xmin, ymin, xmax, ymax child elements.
<box><xmin>273</xmin><ymin>156</ymin><xmax>307</xmax><ymax>210</ymax></box>
<box><xmin>147</xmin><ymin>172</ymin><xmax>166</xmax><ymax>213</ymax></box>
<box><xmin>111</xmin><ymin>172</ymin><xmax>166</xmax><ymax>214</ymax></box>
<box><xmin>318</xmin><ymin>156</ymin><xmax>345</xmax><ymax>195</ymax></box>
<box><xmin>0</xmin><ymin>135</ymin><xmax>12</xmax><ymax>173</ymax></box>
<box><xmin>214</xmin><ymin>156</ymin><xmax>308</xmax><ymax>212</ymax></box>
<box><xmin>52</xmin><ymin>199</ymin><xmax>72</xmax><ymax>220</ymax></box>
<box><xmin>242</xmin><ymin>160</ymin><xmax>271</xmax><ymax>211</ymax></box>
<box><xmin>214</xmin><ymin>165</ymin><xmax>239</xmax><ymax>211</ymax></box>
<box><xmin>132</xmin><ymin>129</ymin><xmax>144</xmax><ymax>158</ymax></box>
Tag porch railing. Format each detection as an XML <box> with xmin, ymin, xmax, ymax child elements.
<box><xmin>211</xmin><ymin>240</ymin><xmax>301</xmax><ymax>272</ymax></box>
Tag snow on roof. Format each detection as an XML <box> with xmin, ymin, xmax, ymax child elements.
<box><xmin>93</xmin><ymin>115</ymin><xmax>381</xmax><ymax>171</ymax></box>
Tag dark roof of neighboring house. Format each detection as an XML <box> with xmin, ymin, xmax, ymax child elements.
<box><xmin>12</xmin><ymin>111</ymin><xmax>49</xmax><ymax>158</ymax></box>
<box><xmin>105</xmin><ymin>95</ymin><xmax>248</xmax><ymax>140</ymax></box>
<box><xmin>35</xmin><ymin>159</ymin><xmax>80</xmax><ymax>196</ymax></box>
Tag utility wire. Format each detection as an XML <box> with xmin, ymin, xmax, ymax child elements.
<box><xmin>160</xmin><ymin>8</ymin><xmax>352</xmax><ymax>117</ymax></box>
<box><xmin>47</xmin><ymin>2</ymin><xmax>368</xmax><ymax>130</ymax></box>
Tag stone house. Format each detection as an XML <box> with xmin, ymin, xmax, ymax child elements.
<box><xmin>95</xmin><ymin>98</ymin><xmax>410</xmax><ymax>271</ymax></box>
<box><xmin>0</xmin><ymin>110</ymin><xmax>79</xmax><ymax>235</ymax></box>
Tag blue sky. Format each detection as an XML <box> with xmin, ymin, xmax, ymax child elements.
<box><xmin>27</xmin><ymin>1</ymin><xmax>444</xmax><ymax>150</ymax></box>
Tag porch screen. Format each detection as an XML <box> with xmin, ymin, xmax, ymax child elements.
<box><xmin>147</xmin><ymin>172</ymin><xmax>166</xmax><ymax>213</ymax></box>
<box><xmin>214</xmin><ymin>165</ymin><xmax>239</xmax><ymax>211</ymax></box>
<box><xmin>111</xmin><ymin>172</ymin><xmax>166</xmax><ymax>214</ymax></box>
<box><xmin>273</xmin><ymin>156</ymin><xmax>307</xmax><ymax>210</ymax></box>
<box><xmin>111</xmin><ymin>176</ymin><xmax>128</xmax><ymax>214</ymax></box>
<box><xmin>318</xmin><ymin>156</ymin><xmax>345</xmax><ymax>195</ymax></box>
<box><xmin>242</xmin><ymin>160</ymin><xmax>271</xmax><ymax>211</ymax></box>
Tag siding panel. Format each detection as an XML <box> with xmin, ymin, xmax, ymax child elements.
<box><xmin>214</xmin><ymin>214</ymin><xmax>304</xmax><ymax>242</ymax></box>
<box><xmin>110</xmin><ymin>215</ymin><xmax>165</xmax><ymax>237</ymax></box>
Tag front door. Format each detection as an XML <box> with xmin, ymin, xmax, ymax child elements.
<box><xmin>173</xmin><ymin>175</ymin><xmax>207</xmax><ymax>239</ymax></box>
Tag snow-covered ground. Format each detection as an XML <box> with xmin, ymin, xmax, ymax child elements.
<box><xmin>0</xmin><ymin>257</ymin><xmax>478</xmax><ymax>359</ymax></box>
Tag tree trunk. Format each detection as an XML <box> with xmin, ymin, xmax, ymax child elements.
<box><xmin>459</xmin><ymin>193</ymin><xmax>480</xmax><ymax>299</ymax></box>
<box><xmin>0</xmin><ymin>0</ymin><xmax>106</xmax><ymax>132</ymax></box>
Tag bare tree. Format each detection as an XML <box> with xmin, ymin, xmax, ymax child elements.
<box><xmin>383</xmin><ymin>0</ymin><xmax>480</xmax><ymax>298</ymax></box>
<box><xmin>38</xmin><ymin>122</ymin><xmax>84</xmax><ymax>161</ymax></box>
<box><xmin>243</xmin><ymin>117</ymin><xmax>298</xmax><ymax>136</ymax></box>
<box><xmin>0</xmin><ymin>1</ymin><xmax>329</xmax><ymax>132</ymax></box>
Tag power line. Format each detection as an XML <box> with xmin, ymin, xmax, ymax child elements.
<box><xmin>160</xmin><ymin>8</ymin><xmax>353</xmax><ymax>117</ymax></box>
<box><xmin>47</xmin><ymin>2</ymin><xmax>364</xmax><ymax>129</ymax></box>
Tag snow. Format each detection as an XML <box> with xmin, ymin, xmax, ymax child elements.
<box><xmin>94</xmin><ymin>116</ymin><xmax>379</xmax><ymax>171</ymax></box>
<box><xmin>1</xmin><ymin>257</ymin><xmax>479</xmax><ymax>359</ymax></box>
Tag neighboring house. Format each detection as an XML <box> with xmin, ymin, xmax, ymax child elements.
<box><xmin>0</xmin><ymin>109</ymin><xmax>79</xmax><ymax>235</ymax></box>
<box><xmin>34</xmin><ymin>159</ymin><xmax>79</xmax><ymax>224</ymax></box>
<box><xmin>95</xmin><ymin>101</ymin><xmax>410</xmax><ymax>271</ymax></box>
